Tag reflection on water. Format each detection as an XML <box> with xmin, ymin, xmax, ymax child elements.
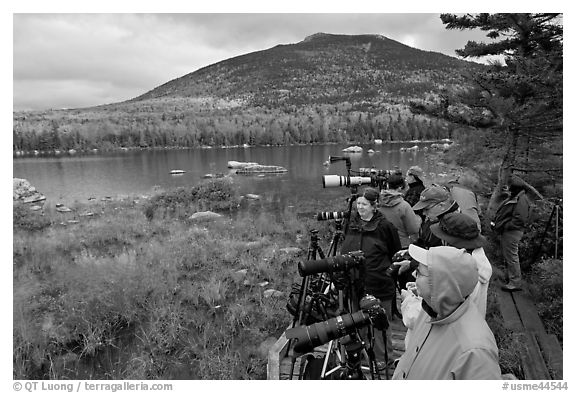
<box><xmin>13</xmin><ymin>143</ymin><xmax>439</xmax><ymax>207</ymax></box>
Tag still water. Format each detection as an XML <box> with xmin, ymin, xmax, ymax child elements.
<box><xmin>13</xmin><ymin>143</ymin><xmax>439</xmax><ymax>208</ymax></box>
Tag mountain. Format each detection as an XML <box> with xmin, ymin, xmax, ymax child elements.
<box><xmin>132</xmin><ymin>32</ymin><xmax>480</xmax><ymax>107</ymax></box>
<box><xmin>13</xmin><ymin>33</ymin><xmax>484</xmax><ymax>154</ymax></box>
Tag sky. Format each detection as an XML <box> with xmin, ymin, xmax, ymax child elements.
<box><xmin>12</xmin><ymin>12</ymin><xmax>508</xmax><ymax>112</ymax></box>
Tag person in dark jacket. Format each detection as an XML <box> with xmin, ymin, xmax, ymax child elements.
<box><xmin>492</xmin><ymin>175</ymin><xmax>531</xmax><ymax>291</ymax></box>
<box><xmin>380</xmin><ymin>174</ymin><xmax>421</xmax><ymax>248</ymax></box>
<box><xmin>340</xmin><ymin>187</ymin><xmax>402</xmax><ymax>369</ymax></box>
<box><xmin>404</xmin><ymin>166</ymin><xmax>426</xmax><ymax>207</ymax></box>
<box><xmin>412</xmin><ymin>184</ymin><xmax>459</xmax><ymax>249</ymax></box>
<box><xmin>393</xmin><ymin>184</ymin><xmax>459</xmax><ymax>288</ymax></box>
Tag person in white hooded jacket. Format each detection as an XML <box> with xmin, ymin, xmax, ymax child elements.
<box><xmin>430</xmin><ymin>212</ymin><xmax>492</xmax><ymax>316</ymax></box>
<box><xmin>393</xmin><ymin>245</ymin><xmax>501</xmax><ymax>380</ymax></box>
<box><xmin>399</xmin><ymin>212</ymin><xmax>493</xmax><ymax>349</ymax></box>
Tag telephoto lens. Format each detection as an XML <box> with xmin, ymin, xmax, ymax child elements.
<box><xmin>322</xmin><ymin>175</ymin><xmax>372</xmax><ymax>188</ymax></box>
<box><xmin>285</xmin><ymin>310</ymin><xmax>371</xmax><ymax>354</ymax></box>
<box><xmin>316</xmin><ymin>211</ymin><xmax>349</xmax><ymax>221</ymax></box>
<box><xmin>297</xmin><ymin>251</ymin><xmax>364</xmax><ymax>277</ymax></box>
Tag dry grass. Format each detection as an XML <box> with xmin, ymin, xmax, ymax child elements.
<box><xmin>13</xmin><ymin>179</ymin><xmax>306</xmax><ymax>379</ymax></box>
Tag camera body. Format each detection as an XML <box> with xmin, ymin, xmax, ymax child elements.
<box><xmin>385</xmin><ymin>249</ymin><xmax>411</xmax><ymax>279</ymax></box>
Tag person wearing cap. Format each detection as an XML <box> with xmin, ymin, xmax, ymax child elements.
<box><xmin>404</xmin><ymin>166</ymin><xmax>426</xmax><ymax>207</ymax></box>
<box><xmin>392</xmin><ymin>245</ymin><xmax>501</xmax><ymax>380</ymax></box>
<box><xmin>492</xmin><ymin>175</ymin><xmax>531</xmax><ymax>291</ymax></box>
<box><xmin>430</xmin><ymin>212</ymin><xmax>492</xmax><ymax>317</ymax></box>
<box><xmin>446</xmin><ymin>175</ymin><xmax>482</xmax><ymax>231</ymax></box>
<box><xmin>412</xmin><ymin>184</ymin><xmax>459</xmax><ymax>249</ymax></box>
<box><xmin>390</xmin><ymin>184</ymin><xmax>460</xmax><ymax>290</ymax></box>
<box><xmin>340</xmin><ymin>187</ymin><xmax>402</xmax><ymax>369</ymax></box>
<box><xmin>380</xmin><ymin>174</ymin><xmax>422</xmax><ymax>248</ymax></box>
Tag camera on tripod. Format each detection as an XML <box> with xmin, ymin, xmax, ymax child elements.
<box><xmin>285</xmin><ymin>294</ymin><xmax>388</xmax><ymax>354</ymax></box>
<box><xmin>297</xmin><ymin>251</ymin><xmax>364</xmax><ymax>277</ymax></box>
<box><xmin>358</xmin><ymin>167</ymin><xmax>403</xmax><ymax>190</ymax></box>
<box><xmin>321</xmin><ymin>155</ymin><xmax>402</xmax><ymax>191</ymax></box>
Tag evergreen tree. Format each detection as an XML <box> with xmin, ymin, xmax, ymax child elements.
<box><xmin>412</xmin><ymin>13</ymin><xmax>562</xmax><ymax>213</ymax></box>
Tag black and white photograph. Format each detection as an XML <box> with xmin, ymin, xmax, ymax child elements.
<box><xmin>10</xmin><ymin>6</ymin><xmax>565</xmax><ymax>387</ymax></box>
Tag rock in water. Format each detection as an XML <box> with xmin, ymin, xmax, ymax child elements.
<box><xmin>189</xmin><ymin>211</ymin><xmax>223</xmax><ymax>221</ymax></box>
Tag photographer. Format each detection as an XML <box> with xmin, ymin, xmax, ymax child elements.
<box><xmin>445</xmin><ymin>175</ymin><xmax>482</xmax><ymax>231</ymax></box>
<box><xmin>380</xmin><ymin>173</ymin><xmax>422</xmax><ymax>248</ymax></box>
<box><xmin>340</xmin><ymin>187</ymin><xmax>401</xmax><ymax>370</ymax></box>
<box><xmin>391</xmin><ymin>184</ymin><xmax>459</xmax><ymax>289</ymax></box>
<box><xmin>492</xmin><ymin>175</ymin><xmax>531</xmax><ymax>292</ymax></box>
<box><xmin>392</xmin><ymin>245</ymin><xmax>501</xmax><ymax>380</ymax></box>
<box><xmin>404</xmin><ymin>166</ymin><xmax>426</xmax><ymax>207</ymax></box>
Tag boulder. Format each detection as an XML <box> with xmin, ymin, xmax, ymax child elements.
<box><xmin>228</xmin><ymin>160</ymin><xmax>259</xmax><ymax>169</ymax></box>
<box><xmin>342</xmin><ymin>145</ymin><xmax>363</xmax><ymax>153</ymax></box>
<box><xmin>245</xmin><ymin>194</ymin><xmax>260</xmax><ymax>200</ymax></box>
<box><xmin>263</xmin><ymin>289</ymin><xmax>284</xmax><ymax>298</ymax></box>
<box><xmin>13</xmin><ymin>178</ymin><xmax>46</xmax><ymax>203</ymax></box>
<box><xmin>56</xmin><ymin>206</ymin><xmax>73</xmax><ymax>213</ymax></box>
<box><xmin>278</xmin><ymin>247</ymin><xmax>303</xmax><ymax>256</ymax></box>
<box><xmin>189</xmin><ymin>211</ymin><xmax>223</xmax><ymax>221</ymax></box>
<box><xmin>236</xmin><ymin>165</ymin><xmax>287</xmax><ymax>174</ymax></box>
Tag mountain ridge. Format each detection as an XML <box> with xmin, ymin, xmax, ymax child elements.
<box><xmin>129</xmin><ymin>32</ymin><xmax>480</xmax><ymax>106</ymax></box>
<box><xmin>14</xmin><ymin>33</ymin><xmax>485</xmax><ymax>153</ymax></box>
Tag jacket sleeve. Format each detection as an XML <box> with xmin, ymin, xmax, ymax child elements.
<box><xmin>451</xmin><ymin>349</ymin><xmax>502</xmax><ymax>380</ymax></box>
<box><xmin>403</xmin><ymin>204</ymin><xmax>422</xmax><ymax>237</ymax></box>
<box><xmin>507</xmin><ymin>193</ymin><xmax>530</xmax><ymax>230</ymax></box>
<box><xmin>390</xmin><ymin>224</ymin><xmax>402</xmax><ymax>255</ymax></box>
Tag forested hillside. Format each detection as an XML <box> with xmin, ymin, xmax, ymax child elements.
<box><xmin>13</xmin><ymin>33</ymin><xmax>484</xmax><ymax>155</ymax></box>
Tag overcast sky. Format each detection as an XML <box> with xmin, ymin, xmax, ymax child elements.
<box><xmin>12</xmin><ymin>13</ymin><xmax>507</xmax><ymax>112</ymax></box>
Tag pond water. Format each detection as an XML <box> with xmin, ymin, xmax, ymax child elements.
<box><xmin>13</xmin><ymin>142</ymin><xmax>442</xmax><ymax>208</ymax></box>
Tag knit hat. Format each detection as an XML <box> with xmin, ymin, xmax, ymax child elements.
<box><xmin>361</xmin><ymin>187</ymin><xmax>380</xmax><ymax>203</ymax></box>
<box><xmin>430</xmin><ymin>212</ymin><xmax>486</xmax><ymax>249</ymax></box>
<box><xmin>387</xmin><ymin>173</ymin><xmax>406</xmax><ymax>189</ymax></box>
<box><xmin>407</xmin><ymin>166</ymin><xmax>424</xmax><ymax>179</ymax></box>
<box><xmin>412</xmin><ymin>184</ymin><xmax>450</xmax><ymax>211</ymax></box>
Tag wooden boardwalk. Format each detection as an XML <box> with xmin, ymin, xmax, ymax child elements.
<box><xmin>496</xmin><ymin>287</ymin><xmax>563</xmax><ymax>380</ymax></box>
<box><xmin>268</xmin><ymin>317</ymin><xmax>407</xmax><ymax>380</ymax></box>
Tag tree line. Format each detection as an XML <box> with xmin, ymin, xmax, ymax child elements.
<box><xmin>13</xmin><ymin>104</ymin><xmax>452</xmax><ymax>154</ymax></box>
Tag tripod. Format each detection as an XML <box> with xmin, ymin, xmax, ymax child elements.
<box><xmin>287</xmin><ymin>227</ymin><xmax>346</xmax><ymax>379</ymax></box>
<box><xmin>532</xmin><ymin>199</ymin><xmax>563</xmax><ymax>262</ymax></box>
<box><xmin>296</xmin><ymin>263</ymin><xmax>386</xmax><ymax>380</ymax></box>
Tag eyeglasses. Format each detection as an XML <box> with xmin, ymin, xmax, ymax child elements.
<box><xmin>414</xmin><ymin>265</ymin><xmax>429</xmax><ymax>278</ymax></box>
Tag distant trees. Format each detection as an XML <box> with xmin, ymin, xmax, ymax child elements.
<box><xmin>13</xmin><ymin>102</ymin><xmax>453</xmax><ymax>154</ymax></box>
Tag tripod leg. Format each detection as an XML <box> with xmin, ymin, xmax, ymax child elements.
<box><xmin>382</xmin><ymin>330</ymin><xmax>391</xmax><ymax>380</ymax></box>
